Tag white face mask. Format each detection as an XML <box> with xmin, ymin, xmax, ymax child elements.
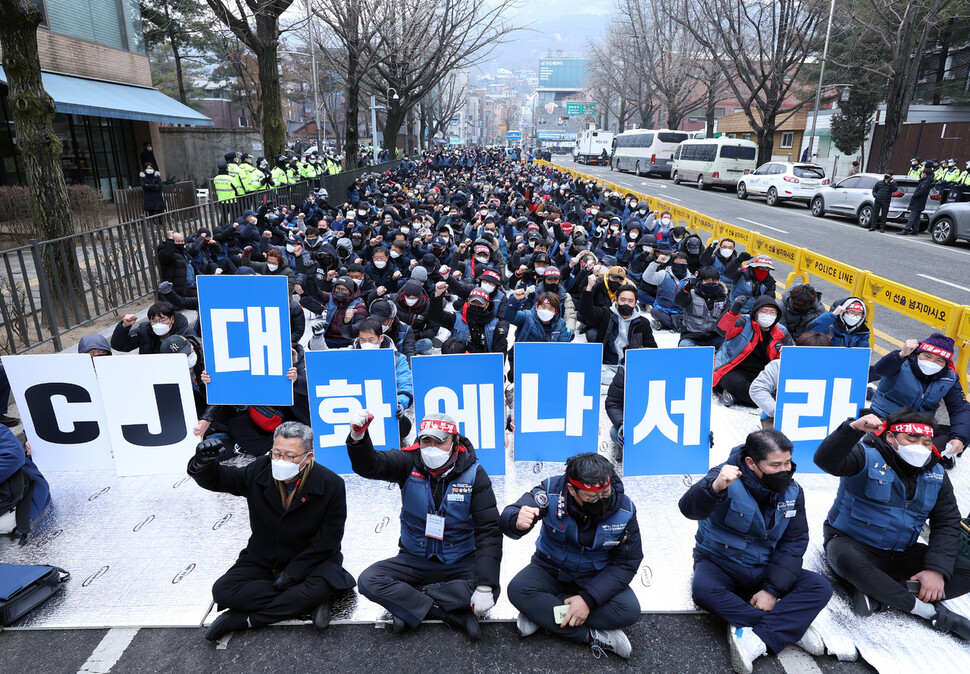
<box><xmin>358</xmin><ymin>210</ymin><xmax>367</xmax><ymax>216</ymax></box>
<box><xmin>358</xmin><ymin>341</ymin><xmax>379</xmax><ymax>350</ymax></box>
<box><xmin>630</xmin><ymin>201</ymin><xmax>638</xmax><ymax>208</ymax></box>
<box><xmin>843</xmin><ymin>313</ymin><xmax>863</xmax><ymax>327</ymax></box>
<box><xmin>628</xmin><ymin>231</ymin><xmax>638</xmax><ymax>240</ymax></box>
<box><xmin>285</xmin><ymin>244</ymin><xmax>295</xmax><ymax>253</ymax></box>
<box><xmin>146</xmin><ymin>146</ymin><xmax>152</xmax><ymax>151</ymax></box>
<box><xmin>267</xmin><ymin>263</ymin><xmax>279</xmax><ymax>272</ymax></box>
<box><xmin>534</xmin><ymin>266</ymin><xmax>548</xmax><ymax>275</ymax></box>
<box><xmin>917</xmin><ymin>359</ymin><xmax>945</xmax><ymax>376</ymax></box>
<box><xmin>151</xmin><ymin>322</ymin><xmax>170</xmax><ymax>336</ymax></box>
<box><xmin>660</xmin><ymin>217</ymin><xmax>671</xmax><ymax>226</ymax></box>
<box><xmin>536</xmin><ymin>308</ymin><xmax>555</xmax><ymax>322</ymax></box>
<box><xmin>390</xmin><ymin>250</ymin><xmax>401</xmax><ymax>259</ymax></box>
<box><xmin>720</xmin><ymin>247</ymin><xmax>734</xmax><ymax>257</ymax></box>
<box><xmin>476</xmin><ymin>255</ymin><xmax>489</xmax><ymax>264</ymax></box>
<box><xmin>420</xmin><ymin>445</ymin><xmax>452</xmax><ymax>469</ymax></box>
<box><xmin>481</xmin><ymin>282</ymin><xmax>496</xmax><ymax>293</ymax></box>
<box><xmin>895</xmin><ymin>442</ymin><xmax>932</xmax><ymax>468</ymax></box>
<box><xmin>353</xmin><ymin>278</ymin><xmax>363</xmax><ymax>287</ymax></box>
<box><xmin>260</xmin><ymin>161</ymin><xmax>268</xmax><ymax>169</ymax></box>
<box><xmin>381</xmin><ymin>322</ymin><xmax>391</xmax><ymax>333</ymax></box>
<box><xmin>756</xmin><ymin>313</ymin><xmax>775</xmax><ymax>328</ymax></box>
<box><xmin>405</xmin><ymin>297</ymin><xmax>419</xmax><ymax>307</ymax></box>
<box><xmin>271</xmin><ymin>457</ymin><xmax>303</xmax><ymax>481</ymax></box>
<box><xmin>374</xmin><ymin>260</ymin><xmax>387</xmax><ymax>269</ymax></box>
<box><xmin>187</xmin><ymin>352</ymin><xmax>198</xmax><ymax>369</ymax></box>
<box><xmin>401</xmin><ymin>227</ymin><xmax>410</xmax><ymax>234</ymax></box>
<box><xmin>145</xmin><ymin>169</ymin><xmax>154</xmax><ymax>174</ymax></box>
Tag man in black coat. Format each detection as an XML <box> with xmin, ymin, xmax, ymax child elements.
<box><xmin>869</xmin><ymin>172</ymin><xmax>898</xmax><ymax>232</ymax></box>
<box><xmin>111</xmin><ymin>301</ymin><xmax>192</xmax><ymax>354</ymax></box>
<box><xmin>140</xmin><ymin>164</ymin><xmax>166</xmax><ymax>215</ymax></box>
<box><xmin>348</xmin><ymin>410</ymin><xmax>502</xmax><ymax>640</ymax></box>
<box><xmin>189</xmin><ymin>422</ymin><xmax>355</xmax><ymax>641</ymax></box>
<box><xmin>680</xmin><ymin>429</ymin><xmax>831</xmax><ymax>673</ymax></box>
<box><xmin>899</xmin><ymin>169</ymin><xmax>934</xmax><ymax>235</ymax></box>
<box><xmin>157</xmin><ymin>230</ymin><xmax>197</xmax><ymax>297</ymax></box>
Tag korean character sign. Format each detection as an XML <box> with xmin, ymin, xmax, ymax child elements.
<box><xmin>623</xmin><ymin>347</ymin><xmax>713</xmax><ymax>475</ymax></box>
<box><xmin>513</xmin><ymin>343</ymin><xmax>602</xmax><ymax>462</ymax></box>
<box><xmin>197</xmin><ymin>275</ymin><xmax>293</xmax><ymax>406</ymax></box>
<box><xmin>412</xmin><ymin>353</ymin><xmax>505</xmax><ymax>475</ymax></box>
<box><xmin>305</xmin><ymin>349</ymin><xmax>398</xmax><ymax>474</ymax></box>
<box><xmin>775</xmin><ymin>346</ymin><xmax>870</xmax><ymax>473</ymax></box>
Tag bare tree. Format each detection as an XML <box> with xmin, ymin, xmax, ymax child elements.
<box><xmin>364</xmin><ymin>0</ymin><xmax>522</xmax><ymax>159</ymax></box>
<box><xmin>212</xmin><ymin>33</ymin><xmax>263</xmax><ymax>131</ymax></box>
<box><xmin>204</xmin><ymin>0</ymin><xmax>297</xmax><ymax>158</ymax></box>
<box><xmin>586</xmin><ymin>24</ymin><xmax>653</xmax><ymax>133</ymax></box>
<box><xmin>674</xmin><ymin>0</ymin><xmax>826</xmax><ymax>163</ymax></box>
<box><xmin>424</xmin><ymin>74</ymin><xmax>467</xmax><ymax>146</ymax></box>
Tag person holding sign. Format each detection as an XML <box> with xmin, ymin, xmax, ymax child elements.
<box><xmin>191</xmin><ymin>423</ymin><xmax>355</xmax><ymax>642</ymax></box>
<box><xmin>815</xmin><ymin>411</ymin><xmax>970</xmax><ymax>640</ymax></box>
<box><xmin>349</xmin><ymin>410</ymin><xmax>502</xmax><ymax>641</ymax></box>
<box><xmin>500</xmin><ymin>452</ymin><xmax>642</xmax><ymax>659</ymax></box>
<box><xmin>679</xmin><ymin>430</ymin><xmax>832</xmax><ymax>674</ymax></box>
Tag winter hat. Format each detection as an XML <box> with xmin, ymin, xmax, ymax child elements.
<box><xmin>918</xmin><ymin>333</ymin><xmax>956</xmax><ymax>367</ymax></box>
<box><xmin>410</xmin><ymin>266</ymin><xmax>429</xmax><ymax>283</ymax></box>
<box><xmin>77</xmin><ymin>334</ymin><xmax>111</xmax><ymax>354</ymax></box>
<box><xmin>468</xmin><ymin>288</ymin><xmax>490</xmax><ymax>305</ymax></box>
<box><xmin>235</xmin><ymin>266</ymin><xmax>257</xmax><ymax>275</ymax></box>
<box><xmin>368</xmin><ymin>298</ymin><xmax>396</xmax><ymax>321</ymax></box>
<box><xmin>543</xmin><ymin>267</ymin><xmax>561</xmax><ymax>280</ymax></box>
<box><xmin>747</xmin><ymin>256</ymin><xmax>775</xmax><ymax>269</ymax></box>
<box><xmin>160</xmin><ymin>335</ymin><xmax>191</xmax><ymax>355</ymax></box>
<box><xmin>478</xmin><ymin>267</ymin><xmax>503</xmax><ymax>287</ymax></box>
<box><xmin>416</xmin><ymin>412</ymin><xmax>458</xmax><ymax>442</ymax></box>
<box><xmin>333</xmin><ymin>276</ymin><xmax>354</xmax><ymax>293</ymax></box>
<box><xmin>606</xmin><ymin>266</ymin><xmax>626</xmax><ymax>279</ymax></box>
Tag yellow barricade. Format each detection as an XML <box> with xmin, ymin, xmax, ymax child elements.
<box><xmin>750</xmin><ymin>234</ymin><xmax>802</xmax><ymax>282</ymax></box>
<box><xmin>861</xmin><ymin>274</ymin><xmax>963</xmax><ymax>337</ymax></box>
<box><xmin>798</xmin><ymin>251</ymin><xmax>864</xmax><ymax>293</ymax></box>
<box><xmin>692</xmin><ymin>213</ymin><xmax>718</xmax><ymax>235</ymax></box>
<box><xmin>715</xmin><ymin>221</ymin><xmax>754</xmax><ymax>249</ymax></box>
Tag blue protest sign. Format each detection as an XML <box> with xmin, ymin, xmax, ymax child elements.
<box><xmin>198</xmin><ymin>275</ymin><xmax>292</xmax><ymax>405</ymax></box>
<box><xmin>412</xmin><ymin>353</ymin><xmax>505</xmax><ymax>475</ymax></box>
<box><xmin>513</xmin><ymin>342</ymin><xmax>602</xmax><ymax>462</ymax></box>
<box><xmin>305</xmin><ymin>349</ymin><xmax>398</xmax><ymax>474</ymax></box>
<box><xmin>775</xmin><ymin>346</ymin><xmax>871</xmax><ymax>473</ymax></box>
<box><xmin>623</xmin><ymin>347</ymin><xmax>714</xmax><ymax>475</ymax></box>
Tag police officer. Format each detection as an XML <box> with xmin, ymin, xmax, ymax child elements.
<box><xmin>271</xmin><ymin>155</ymin><xmax>289</xmax><ymax>188</ymax></box>
<box><xmin>907</xmin><ymin>157</ymin><xmax>923</xmax><ymax>179</ymax></box>
<box><xmin>238</xmin><ymin>153</ymin><xmax>260</xmax><ymax>193</ymax></box>
<box><xmin>500</xmin><ymin>452</ymin><xmax>642</xmax><ymax>659</ymax></box>
<box><xmin>815</xmin><ymin>411</ymin><xmax>970</xmax><ymax>641</ymax></box>
<box><xmin>254</xmin><ymin>156</ymin><xmax>274</xmax><ymax>191</ymax></box>
<box><xmin>191</xmin><ymin>423</ymin><xmax>356</xmax><ymax>641</ymax></box>
<box><xmin>213</xmin><ymin>161</ymin><xmax>241</xmax><ymax>210</ymax></box>
<box><xmin>224</xmin><ymin>151</ymin><xmax>242</xmax><ymax>181</ymax></box>
<box><xmin>348</xmin><ymin>410</ymin><xmax>502</xmax><ymax>640</ymax></box>
<box><xmin>680</xmin><ymin>429</ymin><xmax>832</xmax><ymax>674</ymax></box>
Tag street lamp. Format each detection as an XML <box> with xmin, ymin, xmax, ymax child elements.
<box><xmin>806</xmin><ymin>0</ymin><xmax>836</xmax><ymax>161</ymax></box>
<box><xmin>279</xmin><ymin>44</ymin><xmax>322</xmax><ymax>152</ymax></box>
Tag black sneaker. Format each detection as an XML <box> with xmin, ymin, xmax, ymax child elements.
<box><xmin>204</xmin><ymin>610</ymin><xmax>248</xmax><ymax>641</ymax></box>
<box><xmin>852</xmin><ymin>588</ymin><xmax>884</xmax><ymax>617</ymax></box>
<box><xmin>932</xmin><ymin>603</ymin><xmax>970</xmax><ymax>640</ymax></box>
<box><xmin>440</xmin><ymin>608</ymin><xmax>481</xmax><ymax>641</ymax></box>
<box><xmin>311</xmin><ymin>602</ymin><xmax>331</xmax><ymax>629</ymax></box>
<box><xmin>0</xmin><ymin>414</ymin><xmax>20</xmax><ymax>427</ymax></box>
<box><xmin>391</xmin><ymin>615</ymin><xmax>408</xmax><ymax>633</ymax></box>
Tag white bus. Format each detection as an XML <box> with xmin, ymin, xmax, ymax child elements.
<box><xmin>572</xmin><ymin>129</ymin><xmax>615</xmax><ymax>165</ymax></box>
<box><xmin>671</xmin><ymin>137</ymin><xmax>758</xmax><ymax>190</ymax></box>
<box><xmin>610</xmin><ymin>128</ymin><xmax>690</xmax><ymax>177</ymax></box>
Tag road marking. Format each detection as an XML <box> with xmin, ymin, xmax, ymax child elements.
<box><xmin>905</xmin><ymin>236</ymin><xmax>970</xmax><ymax>257</ymax></box>
<box><xmin>663</xmin><ymin>194</ymin><xmax>682</xmax><ymax>202</ymax></box>
<box><xmin>874</xmin><ymin>329</ymin><xmax>904</xmax><ymax>347</ymax></box>
<box><xmin>916</xmin><ymin>273</ymin><xmax>970</xmax><ymax>292</ymax></box>
<box><xmin>738</xmin><ymin>218</ymin><xmax>789</xmax><ymax>234</ymax></box>
<box><xmin>777</xmin><ymin>646</ymin><xmax>824</xmax><ymax>674</ymax></box>
<box><xmin>78</xmin><ymin>628</ymin><xmax>138</xmax><ymax>674</ymax></box>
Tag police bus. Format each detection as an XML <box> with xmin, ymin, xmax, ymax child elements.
<box><xmin>610</xmin><ymin>128</ymin><xmax>690</xmax><ymax>177</ymax></box>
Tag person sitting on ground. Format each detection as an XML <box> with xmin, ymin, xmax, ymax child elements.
<box><xmin>500</xmin><ymin>452</ymin><xmax>642</xmax><ymax>660</ymax></box>
<box><xmin>749</xmin><ymin>332</ymin><xmax>832</xmax><ymax>429</ymax></box>
<box><xmin>580</xmin><ymin>277</ymin><xmax>657</xmax><ymax>383</ymax></box>
<box><xmin>777</xmin><ymin>284</ymin><xmax>824</xmax><ymax>341</ymax></box>
<box><xmin>190</xmin><ymin>423</ymin><xmax>356</xmax><ymax>642</ymax></box>
<box><xmin>679</xmin><ymin>429</ymin><xmax>832</xmax><ymax>674</ymax></box>
<box><xmin>0</xmin><ymin>427</ymin><xmax>51</xmax><ymax>544</ymax></box>
<box><xmin>675</xmin><ymin>266</ymin><xmax>729</xmax><ymax>348</ymax></box>
<box><xmin>806</xmin><ymin>297</ymin><xmax>870</xmax><ymax>348</ymax></box>
<box><xmin>348</xmin><ymin>410</ymin><xmax>502</xmax><ymax>641</ymax></box>
<box><xmin>724</xmin><ymin>254</ymin><xmax>776</xmax><ymax>315</ymax></box>
<box><xmin>713</xmin><ymin>296</ymin><xmax>793</xmax><ymax>408</ymax></box>
<box><xmin>815</xmin><ymin>411</ymin><xmax>970</xmax><ymax>641</ymax></box>
<box><xmin>111</xmin><ymin>301</ymin><xmax>192</xmax><ymax>354</ymax></box>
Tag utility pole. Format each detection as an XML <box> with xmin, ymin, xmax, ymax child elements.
<box><xmin>306</xmin><ymin>0</ymin><xmax>322</xmax><ymax>151</ymax></box>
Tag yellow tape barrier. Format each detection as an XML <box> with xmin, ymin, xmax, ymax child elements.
<box><xmin>536</xmin><ymin>160</ymin><xmax>970</xmax><ymax>394</ymax></box>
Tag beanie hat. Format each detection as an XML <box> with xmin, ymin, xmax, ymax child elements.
<box><xmin>918</xmin><ymin>333</ymin><xmax>956</xmax><ymax>368</ymax></box>
<box><xmin>410</xmin><ymin>266</ymin><xmax>429</xmax><ymax>283</ymax></box>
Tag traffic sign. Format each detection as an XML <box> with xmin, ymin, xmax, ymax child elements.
<box><xmin>566</xmin><ymin>103</ymin><xmax>597</xmax><ymax>116</ymax></box>
<box><xmin>506</xmin><ymin>131</ymin><xmax>522</xmax><ymax>140</ymax></box>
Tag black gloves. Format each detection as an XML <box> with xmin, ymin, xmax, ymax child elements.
<box><xmin>195</xmin><ymin>438</ymin><xmax>223</xmax><ymax>465</ymax></box>
<box><xmin>737</xmin><ymin>251</ymin><xmax>753</xmax><ymax>263</ymax></box>
<box><xmin>272</xmin><ymin>570</ymin><xmax>296</xmax><ymax>592</ymax></box>
<box><xmin>731</xmin><ymin>296</ymin><xmax>749</xmax><ymax>314</ymax></box>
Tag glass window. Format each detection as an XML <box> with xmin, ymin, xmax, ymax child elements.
<box><xmin>753</xmin><ymin>164</ymin><xmax>773</xmax><ymax>176</ymax></box>
<box><xmin>46</xmin><ymin>0</ymin><xmax>132</xmax><ymax>52</ymax></box>
<box><xmin>793</xmin><ymin>165</ymin><xmax>825</xmax><ymax>179</ymax></box>
<box><xmin>720</xmin><ymin>145</ymin><xmax>756</xmax><ymax>160</ymax></box>
<box><xmin>780</xmin><ymin>131</ymin><xmax>794</xmax><ymax>149</ymax></box>
<box><xmin>856</xmin><ymin>176</ymin><xmax>879</xmax><ymax>190</ymax></box>
<box><xmin>657</xmin><ymin>132</ymin><xmax>688</xmax><ymax>143</ymax></box>
<box><xmin>837</xmin><ymin>177</ymin><xmax>860</xmax><ymax>189</ymax></box>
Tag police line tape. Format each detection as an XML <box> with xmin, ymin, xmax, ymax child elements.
<box><xmin>535</xmin><ymin>160</ymin><xmax>970</xmax><ymax>395</ymax></box>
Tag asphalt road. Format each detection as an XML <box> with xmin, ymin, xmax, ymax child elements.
<box><xmin>3</xmin><ymin>616</ymin><xmax>878</xmax><ymax>674</ymax></box>
<box><xmin>550</xmin><ymin>155</ymin><xmax>970</xmax><ymax>361</ymax></box>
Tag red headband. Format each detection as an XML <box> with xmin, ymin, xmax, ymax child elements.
<box><xmin>419</xmin><ymin>418</ymin><xmax>458</xmax><ymax>435</ymax></box>
<box><xmin>568</xmin><ymin>476</ymin><xmax>611</xmax><ymax>492</ymax></box>
<box><xmin>919</xmin><ymin>343</ymin><xmax>953</xmax><ymax>361</ymax></box>
<box><xmin>888</xmin><ymin>423</ymin><xmax>934</xmax><ymax>438</ymax></box>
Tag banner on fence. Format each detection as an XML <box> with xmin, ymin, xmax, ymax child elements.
<box><xmin>412</xmin><ymin>353</ymin><xmax>505</xmax><ymax>475</ymax></box>
<box><xmin>513</xmin><ymin>343</ymin><xmax>602</xmax><ymax>462</ymax></box>
<box><xmin>198</xmin><ymin>275</ymin><xmax>293</xmax><ymax>406</ymax></box>
<box><xmin>305</xmin><ymin>349</ymin><xmax>398</xmax><ymax>474</ymax></box>
<box><xmin>775</xmin><ymin>347</ymin><xmax>871</xmax><ymax>471</ymax></box>
<box><xmin>3</xmin><ymin>354</ymin><xmax>114</xmax><ymax>472</ymax></box>
<box><xmin>4</xmin><ymin>354</ymin><xmax>198</xmax><ymax>475</ymax></box>
<box><xmin>623</xmin><ymin>347</ymin><xmax>714</xmax><ymax>475</ymax></box>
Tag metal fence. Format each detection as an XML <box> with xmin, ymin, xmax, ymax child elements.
<box><xmin>0</xmin><ymin>159</ymin><xmax>401</xmax><ymax>355</ymax></box>
<box><xmin>114</xmin><ymin>181</ymin><xmax>198</xmax><ymax>223</ymax></box>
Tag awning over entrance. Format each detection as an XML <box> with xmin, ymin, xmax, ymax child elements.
<box><xmin>0</xmin><ymin>67</ymin><xmax>213</xmax><ymax>126</ymax></box>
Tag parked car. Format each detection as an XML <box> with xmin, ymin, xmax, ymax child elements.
<box><xmin>928</xmin><ymin>201</ymin><xmax>970</xmax><ymax>245</ymax></box>
<box><xmin>736</xmin><ymin>161</ymin><xmax>828</xmax><ymax>206</ymax></box>
<box><xmin>671</xmin><ymin>138</ymin><xmax>758</xmax><ymax>190</ymax></box>
<box><xmin>809</xmin><ymin>174</ymin><xmax>943</xmax><ymax>229</ymax></box>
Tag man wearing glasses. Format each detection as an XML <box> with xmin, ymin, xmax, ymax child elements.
<box><xmin>500</xmin><ymin>452</ymin><xmax>642</xmax><ymax>659</ymax></box>
<box><xmin>189</xmin><ymin>422</ymin><xmax>355</xmax><ymax>642</ymax></box>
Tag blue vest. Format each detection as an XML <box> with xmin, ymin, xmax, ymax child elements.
<box><xmin>451</xmin><ymin>312</ymin><xmax>497</xmax><ymax>351</ymax></box>
<box><xmin>518</xmin><ymin>309</ymin><xmax>569</xmax><ymax>342</ymax></box>
<box><xmin>400</xmin><ymin>460</ymin><xmax>478</xmax><ymax>564</ymax></box>
<box><xmin>871</xmin><ymin>359</ymin><xmax>957</xmax><ymax>418</ymax></box>
<box><xmin>534</xmin><ymin>476</ymin><xmax>635</xmax><ymax>576</ymax></box>
<box><xmin>695</xmin><ymin>476</ymin><xmax>800</xmax><ymax>567</ymax></box>
<box><xmin>654</xmin><ymin>271</ymin><xmax>684</xmax><ymax>314</ymax></box>
<box><xmin>827</xmin><ymin>445</ymin><xmax>944</xmax><ymax>551</ymax></box>
<box><xmin>730</xmin><ymin>274</ymin><xmax>769</xmax><ymax>313</ymax></box>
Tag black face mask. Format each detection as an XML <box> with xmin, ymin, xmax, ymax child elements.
<box><xmin>574</xmin><ymin>494</ymin><xmax>608</xmax><ymax>517</ymax></box>
<box><xmin>671</xmin><ymin>263</ymin><xmax>688</xmax><ymax>279</ymax></box>
<box><xmin>607</xmin><ymin>280</ymin><xmax>622</xmax><ymax>293</ymax></box>
<box><xmin>757</xmin><ymin>462</ymin><xmax>796</xmax><ymax>492</ymax></box>
<box><xmin>697</xmin><ymin>282</ymin><xmax>722</xmax><ymax>298</ymax></box>
<box><xmin>616</xmin><ymin>303</ymin><xmax>634</xmax><ymax>318</ymax></box>
<box><xmin>332</xmin><ymin>291</ymin><xmax>348</xmax><ymax>303</ymax></box>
